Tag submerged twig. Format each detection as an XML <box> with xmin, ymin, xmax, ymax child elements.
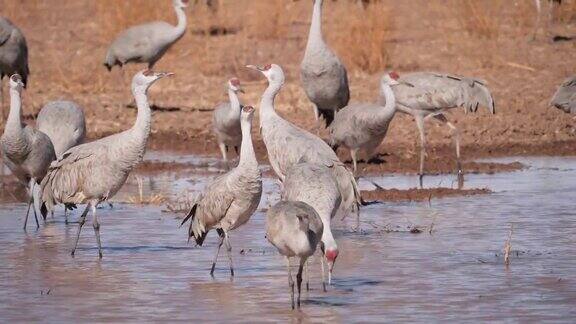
<box><xmin>504</xmin><ymin>223</ymin><xmax>514</xmax><ymax>267</ymax></box>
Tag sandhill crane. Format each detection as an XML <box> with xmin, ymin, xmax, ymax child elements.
<box><xmin>36</xmin><ymin>100</ymin><xmax>86</xmax><ymax>223</ymax></box>
<box><xmin>1</xmin><ymin>74</ymin><xmax>56</xmax><ymax>229</ymax></box>
<box><xmin>266</xmin><ymin>200</ymin><xmax>323</xmax><ymax>309</ymax></box>
<box><xmin>0</xmin><ymin>17</ymin><xmax>29</xmax><ymax>121</ymax></box>
<box><xmin>212</xmin><ymin>78</ymin><xmax>244</xmax><ymax>164</ymax></box>
<box><xmin>300</xmin><ymin>0</ymin><xmax>350</xmax><ymax>128</ymax></box>
<box><xmin>283</xmin><ymin>162</ymin><xmax>341</xmax><ymax>288</ymax></box>
<box><xmin>387</xmin><ymin>71</ymin><xmax>495</xmax><ymax>188</ymax></box>
<box><xmin>37</xmin><ymin>101</ymin><xmax>86</xmax><ymax>157</ymax></box>
<box><xmin>104</xmin><ymin>0</ymin><xmax>189</xmax><ymax>71</ymax></box>
<box><xmin>551</xmin><ymin>75</ymin><xmax>576</xmax><ymax>114</ymax></box>
<box><xmin>180</xmin><ymin>106</ymin><xmax>262</xmax><ymax>277</ymax></box>
<box><xmin>246</xmin><ymin>63</ymin><xmax>360</xmax><ymax>219</ymax></box>
<box><xmin>329</xmin><ymin>72</ymin><xmax>399</xmax><ymax>173</ymax></box>
<box><xmin>39</xmin><ymin>70</ymin><xmax>173</xmax><ymax>258</ymax></box>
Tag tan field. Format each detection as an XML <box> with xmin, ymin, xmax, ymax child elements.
<box><xmin>1</xmin><ymin>0</ymin><xmax>575</xmax><ymax>174</ymax></box>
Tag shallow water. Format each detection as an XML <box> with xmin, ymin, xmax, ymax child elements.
<box><xmin>0</xmin><ymin>155</ymin><xmax>575</xmax><ymax>322</ymax></box>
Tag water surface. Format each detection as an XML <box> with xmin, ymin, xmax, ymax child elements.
<box><xmin>0</xmin><ymin>155</ymin><xmax>575</xmax><ymax>322</ymax></box>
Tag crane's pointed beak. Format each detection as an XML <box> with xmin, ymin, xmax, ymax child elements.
<box><xmin>158</xmin><ymin>72</ymin><xmax>175</xmax><ymax>78</ymax></box>
<box><xmin>246</xmin><ymin>65</ymin><xmax>264</xmax><ymax>72</ymax></box>
<box><xmin>237</xmin><ymin>88</ymin><xmax>245</xmax><ymax>94</ymax></box>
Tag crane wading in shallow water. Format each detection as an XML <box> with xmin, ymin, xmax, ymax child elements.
<box><xmin>300</xmin><ymin>0</ymin><xmax>350</xmax><ymax>129</ymax></box>
<box><xmin>36</xmin><ymin>100</ymin><xmax>86</xmax><ymax>223</ymax></box>
<box><xmin>385</xmin><ymin>71</ymin><xmax>495</xmax><ymax>188</ymax></box>
<box><xmin>104</xmin><ymin>0</ymin><xmax>189</xmax><ymax>71</ymax></box>
<box><xmin>329</xmin><ymin>72</ymin><xmax>400</xmax><ymax>174</ymax></box>
<box><xmin>0</xmin><ymin>74</ymin><xmax>56</xmax><ymax>229</ymax></box>
<box><xmin>0</xmin><ymin>17</ymin><xmax>29</xmax><ymax>122</ymax></box>
<box><xmin>266</xmin><ymin>201</ymin><xmax>323</xmax><ymax>309</ymax></box>
<box><xmin>283</xmin><ymin>162</ymin><xmax>341</xmax><ymax>288</ymax></box>
<box><xmin>181</xmin><ymin>106</ymin><xmax>262</xmax><ymax>277</ymax></box>
<box><xmin>212</xmin><ymin>78</ymin><xmax>244</xmax><ymax>165</ymax></box>
<box><xmin>246</xmin><ymin>63</ymin><xmax>361</xmax><ymax>220</ymax></box>
<box><xmin>40</xmin><ymin>70</ymin><xmax>173</xmax><ymax>258</ymax></box>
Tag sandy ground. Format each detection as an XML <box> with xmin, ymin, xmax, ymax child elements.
<box><xmin>0</xmin><ymin>0</ymin><xmax>575</xmax><ymax>177</ymax></box>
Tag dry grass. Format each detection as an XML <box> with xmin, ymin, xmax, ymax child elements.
<box><xmin>127</xmin><ymin>176</ymin><xmax>167</xmax><ymax>205</ymax></box>
<box><xmin>330</xmin><ymin>1</ymin><xmax>391</xmax><ymax>74</ymax></box>
<box><xmin>555</xmin><ymin>0</ymin><xmax>576</xmax><ymax>23</ymax></box>
<box><xmin>453</xmin><ymin>0</ymin><xmax>504</xmax><ymax>39</ymax></box>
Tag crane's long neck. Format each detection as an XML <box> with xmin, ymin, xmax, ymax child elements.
<box><xmin>227</xmin><ymin>89</ymin><xmax>241</xmax><ymax>119</ymax></box>
<box><xmin>131</xmin><ymin>87</ymin><xmax>152</xmax><ymax>142</ymax></box>
<box><xmin>378</xmin><ymin>83</ymin><xmax>397</xmax><ymax>119</ymax></box>
<box><xmin>259</xmin><ymin>81</ymin><xmax>282</xmax><ymax>129</ymax></box>
<box><xmin>172</xmin><ymin>6</ymin><xmax>187</xmax><ymax>41</ymax></box>
<box><xmin>306</xmin><ymin>0</ymin><xmax>325</xmax><ymax>51</ymax></box>
<box><xmin>321</xmin><ymin>220</ymin><xmax>337</xmax><ymax>254</ymax></box>
<box><xmin>5</xmin><ymin>88</ymin><xmax>23</xmax><ymax>134</ymax></box>
<box><xmin>238</xmin><ymin>117</ymin><xmax>257</xmax><ymax>168</ymax></box>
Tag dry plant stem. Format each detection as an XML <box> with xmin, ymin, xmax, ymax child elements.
<box><xmin>504</xmin><ymin>223</ymin><xmax>514</xmax><ymax>267</ymax></box>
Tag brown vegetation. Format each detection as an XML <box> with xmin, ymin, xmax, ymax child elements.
<box><xmin>0</xmin><ymin>0</ymin><xmax>575</xmax><ymax>176</ymax></box>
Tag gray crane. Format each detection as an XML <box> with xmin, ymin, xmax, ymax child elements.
<box><xmin>266</xmin><ymin>200</ymin><xmax>323</xmax><ymax>309</ymax></box>
<box><xmin>180</xmin><ymin>106</ymin><xmax>262</xmax><ymax>277</ymax></box>
<box><xmin>36</xmin><ymin>100</ymin><xmax>86</xmax><ymax>223</ymax></box>
<box><xmin>246</xmin><ymin>63</ymin><xmax>361</xmax><ymax>219</ymax></box>
<box><xmin>104</xmin><ymin>0</ymin><xmax>189</xmax><ymax>71</ymax></box>
<box><xmin>551</xmin><ymin>76</ymin><xmax>576</xmax><ymax>114</ymax></box>
<box><xmin>1</xmin><ymin>74</ymin><xmax>55</xmax><ymax>229</ymax></box>
<box><xmin>0</xmin><ymin>17</ymin><xmax>29</xmax><ymax>121</ymax></box>
<box><xmin>283</xmin><ymin>162</ymin><xmax>341</xmax><ymax>288</ymax></box>
<box><xmin>37</xmin><ymin>100</ymin><xmax>86</xmax><ymax>158</ymax></box>
<box><xmin>300</xmin><ymin>0</ymin><xmax>350</xmax><ymax>128</ymax></box>
<box><xmin>212</xmin><ymin>78</ymin><xmax>244</xmax><ymax>164</ymax></box>
<box><xmin>329</xmin><ymin>72</ymin><xmax>400</xmax><ymax>173</ymax></box>
<box><xmin>387</xmin><ymin>71</ymin><xmax>495</xmax><ymax>188</ymax></box>
<box><xmin>39</xmin><ymin>70</ymin><xmax>173</xmax><ymax>258</ymax></box>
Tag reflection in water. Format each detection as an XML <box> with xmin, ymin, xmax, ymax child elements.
<box><xmin>0</xmin><ymin>156</ymin><xmax>575</xmax><ymax>321</ymax></box>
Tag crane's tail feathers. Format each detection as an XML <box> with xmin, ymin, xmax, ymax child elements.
<box><xmin>334</xmin><ymin>165</ymin><xmax>362</xmax><ymax>218</ymax></box>
<box><xmin>181</xmin><ymin>204</ymin><xmax>209</xmax><ymax>246</ymax></box>
<box><xmin>180</xmin><ymin>204</ymin><xmax>197</xmax><ymax>228</ymax></box>
<box><xmin>319</xmin><ymin>109</ymin><xmax>335</xmax><ymax>127</ymax></box>
<box><xmin>464</xmin><ymin>79</ymin><xmax>495</xmax><ymax>115</ymax></box>
<box><xmin>39</xmin><ymin>174</ymin><xmax>56</xmax><ymax>219</ymax></box>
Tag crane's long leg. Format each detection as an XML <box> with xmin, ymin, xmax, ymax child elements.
<box><xmin>312</xmin><ymin>104</ymin><xmax>321</xmax><ymax>136</ymax></box>
<box><xmin>25</xmin><ymin>179</ymin><xmax>40</xmax><ymax>229</ymax></box>
<box><xmin>434</xmin><ymin>114</ymin><xmax>463</xmax><ymax>187</ymax></box>
<box><xmin>92</xmin><ymin>204</ymin><xmax>103</xmax><ymax>258</ymax></box>
<box><xmin>64</xmin><ymin>208</ymin><xmax>68</xmax><ymax>224</ymax></box>
<box><xmin>296</xmin><ymin>257</ymin><xmax>306</xmax><ymax>308</ymax></box>
<box><xmin>224</xmin><ymin>231</ymin><xmax>235</xmax><ymax>277</ymax></box>
<box><xmin>320</xmin><ymin>256</ymin><xmax>327</xmax><ymax>292</ymax></box>
<box><xmin>305</xmin><ymin>258</ymin><xmax>310</xmax><ymax>291</ymax></box>
<box><xmin>350</xmin><ymin>148</ymin><xmax>359</xmax><ymax>175</ymax></box>
<box><xmin>71</xmin><ymin>204</ymin><xmax>91</xmax><ymax>256</ymax></box>
<box><xmin>24</xmin><ymin>195</ymin><xmax>34</xmax><ymax>230</ymax></box>
<box><xmin>218</xmin><ymin>143</ymin><xmax>228</xmax><ymax>163</ymax></box>
<box><xmin>414</xmin><ymin>115</ymin><xmax>427</xmax><ymax>188</ymax></box>
<box><xmin>210</xmin><ymin>229</ymin><xmax>225</xmax><ymax>277</ymax></box>
<box><xmin>287</xmin><ymin>257</ymin><xmax>295</xmax><ymax>309</ymax></box>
